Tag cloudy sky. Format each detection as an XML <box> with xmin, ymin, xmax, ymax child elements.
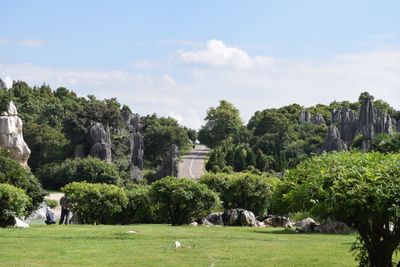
<box><xmin>1</xmin><ymin>1</ymin><xmax>400</xmax><ymax>129</ymax></box>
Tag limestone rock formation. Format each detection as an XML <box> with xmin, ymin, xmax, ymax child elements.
<box><xmin>397</xmin><ymin>121</ymin><xmax>400</xmax><ymax>132</ymax></box>
<box><xmin>156</xmin><ymin>144</ymin><xmax>180</xmax><ymax>179</ymax></box>
<box><xmin>294</xmin><ymin>217</ymin><xmax>319</xmax><ymax>232</ymax></box>
<box><xmin>332</xmin><ymin>108</ymin><xmax>358</xmax><ymax>144</ymax></box>
<box><xmin>0</xmin><ymin>101</ymin><xmax>31</xmax><ymax>167</ymax></box>
<box><xmin>0</xmin><ymin>78</ymin><xmax>6</xmax><ymax>90</ymax></box>
<box><xmin>299</xmin><ymin>110</ymin><xmax>326</xmax><ymax>125</ymax></box>
<box><xmin>320</xmin><ymin>125</ymin><xmax>348</xmax><ymax>152</ymax></box>
<box><xmin>87</xmin><ymin>122</ymin><xmax>111</xmax><ymax>163</ymax></box>
<box><xmin>122</xmin><ymin>110</ymin><xmax>144</xmax><ymax>180</ymax></box>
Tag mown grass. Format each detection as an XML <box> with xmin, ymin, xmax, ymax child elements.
<box><xmin>0</xmin><ymin>224</ymin><xmax>357</xmax><ymax>267</ymax></box>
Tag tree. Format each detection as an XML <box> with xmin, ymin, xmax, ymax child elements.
<box><xmin>198</xmin><ymin>100</ymin><xmax>244</xmax><ymax>148</ymax></box>
<box><xmin>62</xmin><ymin>182</ymin><xmax>128</xmax><ymax>225</ymax></box>
<box><xmin>273</xmin><ymin>152</ymin><xmax>400</xmax><ymax>267</ymax></box>
<box><xmin>150</xmin><ymin>177</ymin><xmax>220</xmax><ymax>225</ymax></box>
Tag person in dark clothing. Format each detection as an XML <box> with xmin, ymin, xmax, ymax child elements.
<box><xmin>59</xmin><ymin>195</ymin><xmax>70</xmax><ymax>225</ymax></box>
<box><xmin>45</xmin><ymin>207</ymin><xmax>56</xmax><ymax>225</ymax></box>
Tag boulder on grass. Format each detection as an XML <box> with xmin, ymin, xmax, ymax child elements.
<box><xmin>239</xmin><ymin>210</ymin><xmax>257</xmax><ymax>226</ymax></box>
<box><xmin>222</xmin><ymin>209</ymin><xmax>257</xmax><ymax>227</ymax></box>
<box><xmin>206</xmin><ymin>212</ymin><xmax>223</xmax><ymax>226</ymax></box>
<box><xmin>264</xmin><ymin>215</ymin><xmax>293</xmax><ymax>228</ymax></box>
<box><xmin>315</xmin><ymin>221</ymin><xmax>353</xmax><ymax>234</ymax></box>
<box><xmin>294</xmin><ymin>217</ymin><xmax>319</xmax><ymax>232</ymax></box>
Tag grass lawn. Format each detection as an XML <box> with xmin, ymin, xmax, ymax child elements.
<box><xmin>0</xmin><ymin>224</ymin><xmax>357</xmax><ymax>267</ymax></box>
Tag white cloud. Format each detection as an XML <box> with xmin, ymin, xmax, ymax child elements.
<box><xmin>17</xmin><ymin>39</ymin><xmax>46</xmax><ymax>47</ymax></box>
<box><xmin>1</xmin><ymin>43</ymin><xmax>400</xmax><ymax>130</ymax></box>
<box><xmin>178</xmin><ymin>39</ymin><xmax>253</xmax><ymax>68</ymax></box>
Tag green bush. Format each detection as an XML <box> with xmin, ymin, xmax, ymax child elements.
<box><xmin>200</xmin><ymin>172</ymin><xmax>278</xmax><ymax>216</ymax></box>
<box><xmin>112</xmin><ymin>185</ymin><xmax>153</xmax><ymax>224</ymax></box>
<box><xmin>38</xmin><ymin>157</ymin><xmax>120</xmax><ymax>189</ymax></box>
<box><xmin>0</xmin><ymin>149</ymin><xmax>45</xmax><ymax>215</ymax></box>
<box><xmin>0</xmin><ymin>183</ymin><xmax>31</xmax><ymax>227</ymax></box>
<box><xmin>62</xmin><ymin>182</ymin><xmax>128</xmax><ymax>225</ymax></box>
<box><xmin>150</xmin><ymin>177</ymin><xmax>220</xmax><ymax>225</ymax></box>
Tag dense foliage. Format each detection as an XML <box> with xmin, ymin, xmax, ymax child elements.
<box><xmin>38</xmin><ymin>157</ymin><xmax>121</xmax><ymax>189</ymax></box>
<box><xmin>150</xmin><ymin>177</ymin><xmax>220</xmax><ymax>225</ymax></box>
<box><xmin>203</xmin><ymin>94</ymin><xmax>400</xmax><ymax>173</ymax></box>
<box><xmin>0</xmin><ymin>81</ymin><xmax>194</xmax><ymax>187</ymax></box>
<box><xmin>273</xmin><ymin>152</ymin><xmax>400</xmax><ymax>267</ymax></box>
<box><xmin>0</xmin><ymin>183</ymin><xmax>31</xmax><ymax>227</ymax></box>
<box><xmin>200</xmin><ymin>172</ymin><xmax>278</xmax><ymax>216</ymax></box>
<box><xmin>62</xmin><ymin>182</ymin><xmax>128</xmax><ymax>225</ymax></box>
<box><xmin>0</xmin><ymin>149</ymin><xmax>45</xmax><ymax>214</ymax></box>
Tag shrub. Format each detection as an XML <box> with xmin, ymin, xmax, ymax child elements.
<box><xmin>0</xmin><ymin>149</ymin><xmax>45</xmax><ymax>215</ymax></box>
<box><xmin>200</xmin><ymin>172</ymin><xmax>278</xmax><ymax>216</ymax></box>
<box><xmin>0</xmin><ymin>183</ymin><xmax>31</xmax><ymax>227</ymax></box>
<box><xmin>62</xmin><ymin>182</ymin><xmax>128</xmax><ymax>224</ymax></box>
<box><xmin>113</xmin><ymin>185</ymin><xmax>153</xmax><ymax>224</ymax></box>
<box><xmin>38</xmin><ymin>157</ymin><xmax>120</xmax><ymax>189</ymax></box>
<box><xmin>150</xmin><ymin>177</ymin><xmax>220</xmax><ymax>225</ymax></box>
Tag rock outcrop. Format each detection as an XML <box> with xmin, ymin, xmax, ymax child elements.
<box><xmin>320</xmin><ymin>125</ymin><xmax>347</xmax><ymax>152</ymax></box>
<box><xmin>332</xmin><ymin>108</ymin><xmax>358</xmax><ymax>144</ymax></box>
<box><xmin>205</xmin><ymin>212</ymin><xmax>224</xmax><ymax>226</ymax></box>
<box><xmin>0</xmin><ymin>78</ymin><xmax>6</xmax><ymax>89</ymax></box>
<box><xmin>264</xmin><ymin>215</ymin><xmax>293</xmax><ymax>228</ymax></box>
<box><xmin>87</xmin><ymin>122</ymin><xmax>112</xmax><ymax>163</ymax></box>
<box><xmin>0</xmin><ymin>101</ymin><xmax>31</xmax><ymax>167</ymax></box>
<box><xmin>156</xmin><ymin>144</ymin><xmax>180</xmax><ymax>179</ymax></box>
<box><xmin>299</xmin><ymin>110</ymin><xmax>326</xmax><ymax>125</ymax></box>
<box><xmin>122</xmin><ymin>110</ymin><xmax>144</xmax><ymax>181</ymax></box>
<box><xmin>222</xmin><ymin>209</ymin><xmax>257</xmax><ymax>227</ymax></box>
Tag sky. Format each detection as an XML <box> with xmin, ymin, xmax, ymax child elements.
<box><xmin>1</xmin><ymin>0</ymin><xmax>400</xmax><ymax>129</ymax></box>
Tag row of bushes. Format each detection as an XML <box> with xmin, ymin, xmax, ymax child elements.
<box><xmin>59</xmin><ymin>173</ymin><xmax>278</xmax><ymax>225</ymax></box>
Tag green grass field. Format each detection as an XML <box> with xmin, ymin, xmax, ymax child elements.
<box><xmin>0</xmin><ymin>224</ymin><xmax>357</xmax><ymax>267</ymax></box>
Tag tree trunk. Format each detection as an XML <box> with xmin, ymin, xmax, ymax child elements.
<box><xmin>368</xmin><ymin>246</ymin><xmax>394</xmax><ymax>267</ymax></box>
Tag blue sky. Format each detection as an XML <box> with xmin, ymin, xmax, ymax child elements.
<box><xmin>1</xmin><ymin>1</ymin><xmax>400</xmax><ymax>128</ymax></box>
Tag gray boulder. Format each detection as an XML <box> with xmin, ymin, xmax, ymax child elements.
<box><xmin>156</xmin><ymin>144</ymin><xmax>180</xmax><ymax>179</ymax></box>
<box><xmin>197</xmin><ymin>217</ymin><xmax>213</xmax><ymax>226</ymax></box>
<box><xmin>0</xmin><ymin>101</ymin><xmax>31</xmax><ymax>167</ymax></box>
<box><xmin>205</xmin><ymin>212</ymin><xmax>223</xmax><ymax>225</ymax></box>
<box><xmin>294</xmin><ymin>217</ymin><xmax>319</xmax><ymax>232</ymax></box>
<box><xmin>264</xmin><ymin>215</ymin><xmax>292</xmax><ymax>228</ymax></box>
<box><xmin>239</xmin><ymin>210</ymin><xmax>257</xmax><ymax>226</ymax></box>
<box><xmin>315</xmin><ymin>221</ymin><xmax>353</xmax><ymax>234</ymax></box>
<box><xmin>222</xmin><ymin>209</ymin><xmax>257</xmax><ymax>227</ymax></box>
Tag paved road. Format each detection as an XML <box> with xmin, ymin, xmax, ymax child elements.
<box><xmin>179</xmin><ymin>145</ymin><xmax>209</xmax><ymax>180</ymax></box>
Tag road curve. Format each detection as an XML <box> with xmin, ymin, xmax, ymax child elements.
<box><xmin>179</xmin><ymin>145</ymin><xmax>209</xmax><ymax>180</ymax></box>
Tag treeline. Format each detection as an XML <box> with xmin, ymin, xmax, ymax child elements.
<box><xmin>200</xmin><ymin>94</ymin><xmax>400</xmax><ymax>173</ymax></box>
<box><xmin>0</xmin><ymin>81</ymin><xmax>195</xmax><ymax>185</ymax></box>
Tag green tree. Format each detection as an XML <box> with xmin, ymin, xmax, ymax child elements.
<box><xmin>198</xmin><ymin>100</ymin><xmax>244</xmax><ymax>148</ymax></box>
<box><xmin>273</xmin><ymin>152</ymin><xmax>400</xmax><ymax>267</ymax></box>
<box><xmin>150</xmin><ymin>177</ymin><xmax>220</xmax><ymax>225</ymax></box>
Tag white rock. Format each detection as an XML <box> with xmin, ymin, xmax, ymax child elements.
<box><xmin>7</xmin><ymin>101</ymin><xmax>18</xmax><ymax>116</ymax></box>
<box><xmin>189</xmin><ymin>222</ymin><xmax>198</xmax><ymax>226</ymax></box>
<box><xmin>175</xmin><ymin>241</ymin><xmax>182</xmax><ymax>248</ymax></box>
<box><xmin>127</xmin><ymin>230</ymin><xmax>137</xmax><ymax>234</ymax></box>
<box><xmin>14</xmin><ymin>217</ymin><xmax>29</xmax><ymax>228</ymax></box>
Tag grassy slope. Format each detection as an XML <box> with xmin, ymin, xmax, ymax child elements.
<box><xmin>0</xmin><ymin>224</ymin><xmax>356</xmax><ymax>267</ymax></box>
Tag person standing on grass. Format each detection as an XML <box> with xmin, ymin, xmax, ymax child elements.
<box><xmin>45</xmin><ymin>207</ymin><xmax>56</xmax><ymax>225</ymax></box>
<box><xmin>59</xmin><ymin>195</ymin><xmax>70</xmax><ymax>225</ymax></box>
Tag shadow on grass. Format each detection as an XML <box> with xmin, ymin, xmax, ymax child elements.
<box><xmin>253</xmin><ymin>228</ymin><xmax>297</xmax><ymax>235</ymax></box>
